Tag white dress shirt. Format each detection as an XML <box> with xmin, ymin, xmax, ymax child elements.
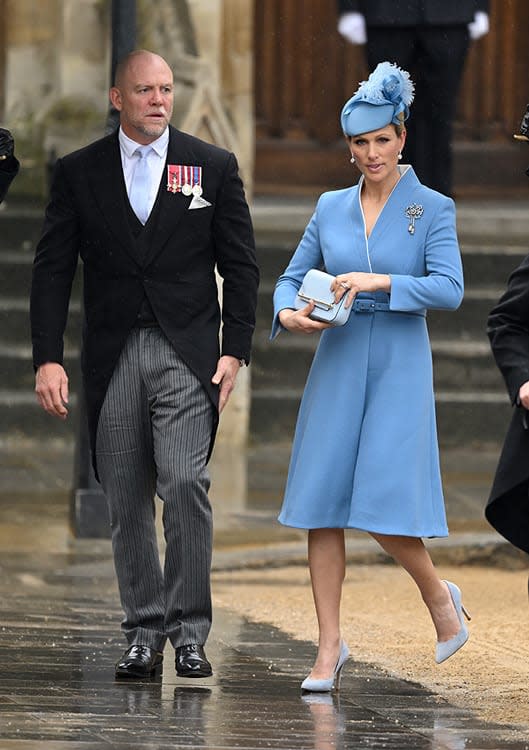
<box><xmin>118</xmin><ymin>127</ymin><xmax>169</xmax><ymax>221</ymax></box>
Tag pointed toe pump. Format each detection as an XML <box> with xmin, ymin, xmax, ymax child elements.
<box><xmin>435</xmin><ymin>580</ymin><xmax>471</xmax><ymax>664</ymax></box>
<box><xmin>301</xmin><ymin>641</ymin><xmax>350</xmax><ymax>693</ymax></box>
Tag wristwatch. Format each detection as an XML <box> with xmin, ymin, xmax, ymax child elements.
<box><xmin>238</xmin><ymin>358</ymin><xmax>247</xmax><ymax>367</ymax></box>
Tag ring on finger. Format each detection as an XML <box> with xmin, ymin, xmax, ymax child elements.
<box><xmin>339</xmin><ymin>281</ymin><xmax>350</xmax><ymax>289</ymax></box>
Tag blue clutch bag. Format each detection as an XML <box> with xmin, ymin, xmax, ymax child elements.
<box><xmin>294</xmin><ymin>269</ymin><xmax>351</xmax><ymax>327</ymax></box>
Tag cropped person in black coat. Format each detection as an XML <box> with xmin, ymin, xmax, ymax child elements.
<box><xmin>30</xmin><ymin>50</ymin><xmax>259</xmax><ymax>680</ymax></box>
<box><xmin>337</xmin><ymin>0</ymin><xmax>490</xmax><ymax>197</ymax></box>
<box><xmin>0</xmin><ymin>127</ymin><xmax>19</xmax><ymax>202</ymax></box>
<box><xmin>486</xmin><ymin>105</ymin><xmax>529</xmax><ymax>556</ymax></box>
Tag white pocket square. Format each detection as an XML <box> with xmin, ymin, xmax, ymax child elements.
<box><xmin>189</xmin><ymin>195</ymin><xmax>212</xmax><ymax>210</ymax></box>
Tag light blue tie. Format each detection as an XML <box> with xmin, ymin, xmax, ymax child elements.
<box><xmin>129</xmin><ymin>145</ymin><xmax>152</xmax><ymax>225</ymax></box>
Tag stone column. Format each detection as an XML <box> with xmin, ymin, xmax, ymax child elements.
<box><xmin>4</xmin><ymin>0</ymin><xmax>107</xmax><ymax>124</ymax></box>
<box><xmin>3</xmin><ymin>0</ymin><xmax>59</xmax><ymax>121</ymax></box>
<box><xmin>186</xmin><ymin>0</ymin><xmax>221</xmax><ymax>88</ymax></box>
<box><xmin>60</xmin><ymin>0</ymin><xmax>108</xmax><ymax>106</ymax></box>
<box><xmin>186</xmin><ymin>0</ymin><xmax>255</xmax><ymax>521</ymax></box>
<box><xmin>187</xmin><ymin>0</ymin><xmax>254</xmax><ymax>190</ymax></box>
<box><xmin>220</xmin><ymin>0</ymin><xmax>254</xmax><ymax>196</ymax></box>
<box><xmin>2</xmin><ymin>1</ymin><xmax>60</xmax><ymax>197</ymax></box>
<box><xmin>43</xmin><ymin>0</ymin><xmax>107</xmax><ymax>158</ymax></box>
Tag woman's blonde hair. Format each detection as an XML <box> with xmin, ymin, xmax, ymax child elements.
<box><xmin>393</xmin><ymin>112</ymin><xmax>405</xmax><ymax>137</ymax></box>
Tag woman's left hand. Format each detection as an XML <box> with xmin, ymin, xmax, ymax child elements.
<box><xmin>331</xmin><ymin>272</ymin><xmax>391</xmax><ymax>308</ymax></box>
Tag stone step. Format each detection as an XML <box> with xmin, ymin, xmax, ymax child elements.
<box><xmin>0</xmin><ymin>299</ymin><xmax>82</xmax><ymax>347</ymax></box>
<box><xmin>0</xmin><ymin>199</ymin><xmax>523</xmax><ymax>455</ymax></box>
<box><xmin>0</xmin><ymin>207</ymin><xmax>44</xmax><ymax>250</ymax></box>
<box><xmin>257</xmin><ymin>282</ymin><xmax>503</xmax><ymax>340</ymax></box>
<box><xmin>251</xmin><ymin>199</ymin><xmax>529</xmax><ymax>245</ymax></box>
<box><xmin>0</xmin><ymin>251</ymin><xmax>33</xmax><ymax>294</ymax></box>
<box><xmin>251</xmin><ymin>334</ymin><xmax>505</xmax><ymax>393</ymax></box>
<box><xmin>431</xmin><ymin>340</ymin><xmax>505</xmax><ymax>391</ymax></box>
<box><xmin>0</xmin><ymin>390</ymin><xmax>77</xmax><ymax>439</ymax></box>
<box><xmin>254</xmin><ymin>239</ymin><xmax>527</xmax><ymax>289</ymax></box>
<box><xmin>428</xmin><ymin>291</ymin><xmax>501</xmax><ymax>339</ymax></box>
<box><xmin>5</xmin><ymin>351</ymin><xmax>506</xmax><ymax>446</ymax></box>
<box><xmin>9</xmin><ymin>391</ymin><xmax>507</xmax><ymax>449</ymax></box>
<box><xmin>249</xmin><ymin>388</ymin><xmax>511</xmax><ymax>448</ymax></box>
<box><xmin>461</xmin><ymin>246</ymin><xmax>526</xmax><ymax>288</ymax></box>
<box><xmin>0</xmin><ymin>251</ymin><xmax>82</xmax><ymax>298</ymax></box>
<box><xmin>2</xmin><ymin>198</ymin><xmax>528</xmax><ymax>255</ymax></box>
<box><xmin>3</xmin><ymin>244</ymin><xmax>522</xmax><ymax>312</ymax></box>
<box><xmin>5</xmin><ymin>333</ymin><xmax>506</xmax><ymax>402</ymax></box>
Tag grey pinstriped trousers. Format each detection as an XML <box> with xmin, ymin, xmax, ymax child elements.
<box><xmin>96</xmin><ymin>327</ymin><xmax>214</xmax><ymax>652</ymax></box>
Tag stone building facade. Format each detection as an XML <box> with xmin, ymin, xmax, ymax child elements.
<box><xmin>1</xmin><ymin>0</ymin><xmax>254</xmax><ymax>197</ymax></box>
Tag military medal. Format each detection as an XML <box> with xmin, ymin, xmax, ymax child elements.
<box><xmin>167</xmin><ymin>164</ymin><xmax>182</xmax><ymax>193</ymax></box>
<box><xmin>405</xmin><ymin>204</ymin><xmax>424</xmax><ymax>235</ymax></box>
<box><xmin>166</xmin><ymin>164</ymin><xmax>204</xmax><ymax>197</ymax></box>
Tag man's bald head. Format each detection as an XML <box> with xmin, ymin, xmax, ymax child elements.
<box><xmin>114</xmin><ymin>50</ymin><xmax>172</xmax><ymax>89</ymax></box>
<box><xmin>109</xmin><ymin>50</ymin><xmax>174</xmax><ymax>144</ymax></box>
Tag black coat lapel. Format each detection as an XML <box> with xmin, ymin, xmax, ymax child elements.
<box><xmin>84</xmin><ymin>132</ymin><xmax>140</xmax><ymax>266</ymax></box>
<box><xmin>142</xmin><ymin>127</ymin><xmax>194</xmax><ymax>267</ymax></box>
<box><xmin>85</xmin><ymin>127</ymin><xmax>196</xmax><ymax>268</ymax></box>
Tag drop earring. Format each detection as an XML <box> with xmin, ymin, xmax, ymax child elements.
<box><xmin>398</xmin><ymin>152</ymin><xmax>402</xmax><ymax>160</ymax></box>
<box><xmin>350</xmin><ymin>157</ymin><xmax>355</xmax><ymax>164</ymax></box>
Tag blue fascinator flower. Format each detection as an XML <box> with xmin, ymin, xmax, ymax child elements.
<box><xmin>340</xmin><ymin>62</ymin><xmax>415</xmax><ymax>137</ymax></box>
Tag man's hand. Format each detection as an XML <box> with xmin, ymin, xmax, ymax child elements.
<box><xmin>211</xmin><ymin>355</ymin><xmax>242</xmax><ymax>413</ymax></box>
<box><xmin>0</xmin><ymin>128</ymin><xmax>15</xmax><ymax>160</ymax></box>
<box><xmin>278</xmin><ymin>303</ymin><xmax>332</xmax><ymax>334</ymax></box>
<box><xmin>35</xmin><ymin>362</ymin><xmax>69</xmax><ymax>419</ymax></box>
<box><xmin>518</xmin><ymin>380</ymin><xmax>529</xmax><ymax>410</ymax></box>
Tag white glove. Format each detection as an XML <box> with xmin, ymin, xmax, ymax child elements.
<box><xmin>337</xmin><ymin>12</ymin><xmax>367</xmax><ymax>45</ymax></box>
<box><xmin>468</xmin><ymin>11</ymin><xmax>489</xmax><ymax>40</ymax></box>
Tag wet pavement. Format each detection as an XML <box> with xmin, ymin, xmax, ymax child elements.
<box><xmin>1</xmin><ymin>446</ymin><xmax>529</xmax><ymax>748</ymax></box>
<box><xmin>2</xmin><ymin>539</ymin><xmax>529</xmax><ymax>750</ymax></box>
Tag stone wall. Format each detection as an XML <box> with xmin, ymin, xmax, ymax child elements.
<box><xmin>2</xmin><ymin>0</ymin><xmax>254</xmax><ymax>197</ymax></box>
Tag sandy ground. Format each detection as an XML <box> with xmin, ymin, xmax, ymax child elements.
<box><xmin>212</xmin><ymin>562</ymin><xmax>529</xmax><ymax>738</ymax></box>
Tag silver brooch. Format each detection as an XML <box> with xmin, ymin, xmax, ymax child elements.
<box><xmin>404</xmin><ymin>204</ymin><xmax>424</xmax><ymax>235</ymax></box>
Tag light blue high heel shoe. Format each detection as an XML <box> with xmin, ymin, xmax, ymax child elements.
<box><xmin>301</xmin><ymin>641</ymin><xmax>349</xmax><ymax>692</ymax></box>
<box><xmin>435</xmin><ymin>580</ymin><xmax>471</xmax><ymax>664</ymax></box>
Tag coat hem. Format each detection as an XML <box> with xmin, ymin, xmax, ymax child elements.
<box><xmin>277</xmin><ymin>515</ymin><xmax>449</xmax><ymax>538</ymax></box>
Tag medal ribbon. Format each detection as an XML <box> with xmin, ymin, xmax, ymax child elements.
<box><xmin>166</xmin><ymin>165</ymin><xmax>203</xmax><ymax>193</ymax></box>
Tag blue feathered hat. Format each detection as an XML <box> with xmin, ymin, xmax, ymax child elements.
<box><xmin>340</xmin><ymin>62</ymin><xmax>414</xmax><ymax>137</ymax></box>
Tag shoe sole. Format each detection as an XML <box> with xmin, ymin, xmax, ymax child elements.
<box><xmin>176</xmin><ymin>669</ymin><xmax>213</xmax><ymax>678</ymax></box>
<box><xmin>115</xmin><ymin>665</ymin><xmax>163</xmax><ymax>679</ymax></box>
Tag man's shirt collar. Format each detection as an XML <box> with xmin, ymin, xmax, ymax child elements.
<box><xmin>118</xmin><ymin>127</ymin><xmax>169</xmax><ymax>158</ymax></box>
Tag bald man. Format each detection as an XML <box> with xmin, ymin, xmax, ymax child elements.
<box><xmin>30</xmin><ymin>50</ymin><xmax>258</xmax><ymax>679</ymax></box>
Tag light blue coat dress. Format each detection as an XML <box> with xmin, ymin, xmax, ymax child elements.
<box><xmin>271</xmin><ymin>166</ymin><xmax>464</xmax><ymax>537</ymax></box>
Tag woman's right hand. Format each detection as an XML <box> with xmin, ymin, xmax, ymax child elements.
<box><xmin>278</xmin><ymin>303</ymin><xmax>332</xmax><ymax>335</ymax></box>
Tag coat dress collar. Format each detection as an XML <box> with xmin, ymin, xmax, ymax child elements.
<box><xmin>347</xmin><ymin>166</ymin><xmax>423</xmax><ymax>268</ymax></box>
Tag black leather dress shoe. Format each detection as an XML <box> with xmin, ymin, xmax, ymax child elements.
<box><xmin>115</xmin><ymin>645</ymin><xmax>163</xmax><ymax>679</ymax></box>
<box><xmin>175</xmin><ymin>644</ymin><xmax>212</xmax><ymax>677</ymax></box>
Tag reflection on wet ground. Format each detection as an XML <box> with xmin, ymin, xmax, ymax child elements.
<box><xmin>1</xmin><ymin>607</ymin><xmax>527</xmax><ymax>750</ymax></box>
<box><xmin>0</xmin><ymin>487</ymin><xmax>527</xmax><ymax>749</ymax></box>
<box><xmin>2</xmin><ymin>584</ymin><xmax>527</xmax><ymax>749</ymax></box>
